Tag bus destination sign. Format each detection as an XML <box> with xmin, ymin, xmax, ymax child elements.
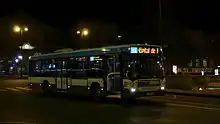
<box><xmin>130</xmin><ymin>47</ymin><xmax>160</xmax><ymax>54</ymax></box>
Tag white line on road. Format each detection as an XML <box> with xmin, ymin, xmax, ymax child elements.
<box><xmin>15</xmin><ymin>87</ymin><xmax>31</xmax><ymax>91</ymax></box>
<box><xmin>167</xmin><ymin>103</ymin><xmax>220</xmax><ymax>111</ymax></box>
<box><xmin>5</xmin><ymin>88</ymin><xmax>21</xmax><ymax>92</ymax></box>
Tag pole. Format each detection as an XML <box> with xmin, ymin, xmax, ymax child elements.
<box><xmin>20</xmin><ymin>30</ymin><xmax>23</xmax><ymax>78</ymax></box>
<box><xmin>159</xmin><ymin>0</ymin><xmax>162</xmax><ymax>22</ymax></box>
<box><xmin>159</xmin><ymin>0</ymin><xmax>163</xmax><ymax>40</ymax></box>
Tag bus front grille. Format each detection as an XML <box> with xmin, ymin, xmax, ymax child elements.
<box><xmin>138</xmin><ymin>80</ymin><xmax>160</xmax><ymax>87</ymax></box>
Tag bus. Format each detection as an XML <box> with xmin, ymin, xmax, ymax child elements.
<box><xmin>28</xmin><ymin>44</ymin><xmax>166</xmax><ymax>100</ymax></box>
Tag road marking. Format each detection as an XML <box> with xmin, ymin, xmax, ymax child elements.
<box><xmin>5</xmin><ymin>88</ymin><xmax>21</xmax><ymax>92</ymax></box>
<box><xmin>107</xmin><ymin>95</ymin><xmax>121</xmax><ymax>98</ymax></box>
<box><xmin>167</xmin><ymin>103</ymin><xmax>220</xmax><ymax>111</ymax></box>
<box><xmin>16</xmin><ymin>87</ymin><xmax>31</xmax><ymax>91</ymax></box>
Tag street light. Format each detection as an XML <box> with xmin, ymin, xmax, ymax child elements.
<box><xmin>24</xmin><ymin>27</ymin><xmax>28</xmax><ymax>32</ymax></box>
<box><xmin>13</xmin><ymin>25</ymin><xmax>29</xmax><ymax>78</ymax></box>
<box><xmin>13</xmin><ymin>25</ymin><xmax>21</xmax><ymax>32</ymax></box>
<box><xmin>82</xmin><ymin>28</ymin><xmax>89</xmax><ymax>36</ymax></box>
<box><xmin>76</xmin><ymin>30</ymin><xmax>80</xmax><ymax>34</ymax></box>
<box><xmin>13</xmin><ymin>25</ymin><xmax>28</xmax><ymax>34</ymax></box>
<box><xmin>76</xmin><ymin>28</ymin><xmax>89</xmax><ymax>37</ymax></box>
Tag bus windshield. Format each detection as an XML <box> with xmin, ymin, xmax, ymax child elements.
<box><xmin>127</xmin><ymin>54</ymin><xmax>164</xmax><ymax>78</ymax></box>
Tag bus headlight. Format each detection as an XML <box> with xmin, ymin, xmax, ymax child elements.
<box><xmin>130</xmin><ymin>88</ymin><xmax>136</xmax><ymax>92</ymax></box>
<box><xmin>160</xmin><ymin>86</ymin><xmax>165</xmax><ymax>90</ymax></box>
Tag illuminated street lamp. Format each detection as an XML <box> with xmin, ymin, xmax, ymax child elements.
<box><xmin>76</xmin><ymin>30</ymin><xmax>80</xmax><ymax>34</ymax></box>
<box><xmin>117</xmin><ymin>35</ymin><xmax>122</xmax><ymax>40</ymax></box>
<box><xmin>24</xmin><ymin>27</ymin><xmax>28</xmax><ymax>32</ymax></box>
<box><xmin>13</xmin><ymin>25</ymin><xmax>21</xmax><ymax>32</ymax></box>
<box><xmin>82</xmin><ymin>28</ymin><xmax>89</xmax><ymax>36</ymax></box>
<box><xmin>77</xmin><ymin>28</ymin><xmax>89</xmax><ymax>37</ymax></box>
<box><xmin>13</xmin><ymin>25</ymin><xmax>28</xmax><ymax>34</ymax></box>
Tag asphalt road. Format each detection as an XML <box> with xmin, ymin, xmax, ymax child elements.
<box><xmin>0</xmin><ymin>79</ymin><xmax>220</xmax><ymax>124</ymax></box>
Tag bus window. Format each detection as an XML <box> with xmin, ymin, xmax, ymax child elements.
<box><xmin>70</xmin><ymin>57</ymin><xmax>87</xmax><ymax>78</ymax></box>
<box><xmin>71</xmin><ymin>57</ymin><xmax>87</xmax><ymax>70</ymax></box>
<box><xmin>89</xmin><ymin>56</ymin><xmax>103</xmax><ymax>69</ymax></box>
<box><xmin>30</xmin><ymin>60</ymin><xmax>42</xmax><ymax>77</ymax></box>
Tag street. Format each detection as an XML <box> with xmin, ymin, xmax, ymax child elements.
<box><xmin>0</xmin><ymin>79</ymin><xmax>220</xmax><ymax>123</ymax></box>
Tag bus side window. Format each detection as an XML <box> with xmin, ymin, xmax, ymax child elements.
<box><xmin>31</xmin><ymin>60</ymin><xmax>42</xmax><ymax>77</ymax></box>
<box><xmin>71</xmin><ymin>57</ymin><xmax>87</xmax><ymax>78</ymax></box>
<box><xmin>41</xmin><ymin>59</ymin><xmax>56</xmax><ymax>77</ymax></box>
<box><xmin>88</xmin><ymin>56</ymin><xmax>104</xmax><ymax>78</ymax></box>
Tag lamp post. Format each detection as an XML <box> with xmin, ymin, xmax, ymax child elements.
<box><xmin>76</xmin><ymin>28</ymin><xmax>89</xmax><ymax>48</ymax></box>
<box><xmin>13</xmin><ymin>25</ymin><xmax>28</xmax><ymax>78</ymax></box>
<box><xmin>18</xmin><ymin>43</ymin><xmax>34</xmax><ymax>78</ymax></box>
<box><xmin>13</xmin><ymin>25</ymin><xmax>28</xmax><ymax>36</ymax></box>
<box><xmin>76</xmin><ymin>28</ymin><xmax>89</xmax><ymax>37</ymax></box>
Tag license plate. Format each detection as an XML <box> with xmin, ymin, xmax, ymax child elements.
<box><xmin>146</xmin><ymin>92</ymin><xmax>154</xmax><ymax>96</ymax></box>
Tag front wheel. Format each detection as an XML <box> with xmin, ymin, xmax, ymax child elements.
<box><xmin>121</xmin><ymin>89</ymin><xmax>136</xmax><ymax>102</ymax></box>
<box><xmin>90</xmin><ymin>83</ymin><xmax>102</xmax><ymax>101</ymax></box>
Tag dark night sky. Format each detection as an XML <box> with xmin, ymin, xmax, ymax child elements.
<box><xmin>0</xmin><ymin>0</ymin><xmax>220</xmax><ymax>60</ymax></box>
<box><xmin>23</xmin><ymin>1</ymin><xmax>220</xmax><ymax>31</ymax></box>
<box><xmin>0</xmin><ymin>0</ymin><xmax>219</xmax><ymax>29</ymax></box>
<box><xmin>1</xmin><ymin>0</ymin><xmax>219</xmax><ymax>31</ymax></box>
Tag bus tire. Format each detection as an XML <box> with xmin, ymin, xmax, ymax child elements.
<box><xmin>122</xmin><ymin>89</ymin><xmax>136</xmax><ymax>102</ymax></box>
<box><xmin>90</xmin><ymin>83</ymin><xmax>101</xmax><ymax>101</ymax></box>
<box><xmin>42</xmin><ymin>80</ymin><xmax>50</xmax><ymax>95</ymax></box>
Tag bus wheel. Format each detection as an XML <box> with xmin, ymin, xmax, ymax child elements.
<box><xmin>42</xmin><ymin>81</ymin><xmax>50</xmax><ymax>95</ymax></box>
<box><xmin>90</xmin><ymin>83</ymin><xmax>101</xmax><ymax>101</ymax></box>
<box><xmin>122</xmin><ymin>89</ymin><xmax>136</xmax><ymax>102</ymax></box>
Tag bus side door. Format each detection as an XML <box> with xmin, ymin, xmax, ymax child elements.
<box><xmin>55</xmin><ymin>58</ymin><xmax>69</xmax><ymax>90</ymax></box>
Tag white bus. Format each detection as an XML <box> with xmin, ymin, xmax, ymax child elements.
<box><xmin>28</xmin><ymin>44</ymin><xmax>166</xmax><ymax>100</ymax></box>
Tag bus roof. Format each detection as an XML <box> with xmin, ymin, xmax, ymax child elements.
<box><xmin>30</xmin><ymin>44</ymin><xmax>161</xmax><ymax>60</ymax></box>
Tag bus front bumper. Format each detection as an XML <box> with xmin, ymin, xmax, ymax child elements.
<box><xmin>130</xmin><ymin>86</ymin><xmax>166</xmax><ymax>97</ymax></box>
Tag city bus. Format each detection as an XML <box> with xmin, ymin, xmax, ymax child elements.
<box><xmin>28</xmin><ymin>44</ymin><xmax>166</xmax><ymax>100</ymax></box>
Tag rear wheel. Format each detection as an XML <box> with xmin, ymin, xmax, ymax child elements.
<box><xmin>41</xmin><ymin>81</ymin><xmax>51</xmax><ymax>95</ymax></box>
<box><xmin>90</xmin><ymin>83</ymin><xmax>102</xmax><ymax>101</ymax></box>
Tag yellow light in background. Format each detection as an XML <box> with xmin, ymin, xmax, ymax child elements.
<box><xmin>13</xmin><ymin>25</ymin><xmax>21</xmax><ymax>32</ymax></box>
<box><xmin>82</xmin><ymin>28</ymin><xmax>89</xmax><ymax>36</ymax></box>
<box><xmin>24</xmin><ymin>27</ymin><xmax>28</xmax><ymax>31</ymax></box>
